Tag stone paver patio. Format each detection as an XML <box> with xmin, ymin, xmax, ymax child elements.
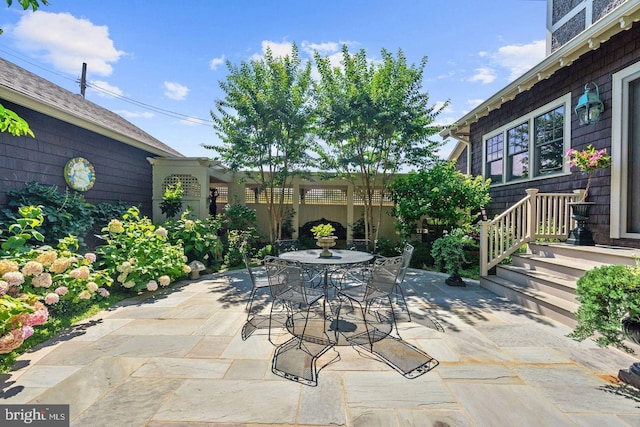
<box><xmin>1</xmin><ymin>269</ymin><xmax>640</xmax><ymax>426</ymax></box>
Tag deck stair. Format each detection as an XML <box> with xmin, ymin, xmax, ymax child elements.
<box><xmin>480</xmin><ymin>242</ymin><xmax>640</xmax><ymax>328</ymax></box>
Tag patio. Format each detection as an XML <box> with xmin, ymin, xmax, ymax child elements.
<box><xmin>2</xmin><ymin>268</ymin><xmax>640</xmax><ymax>426</ymax></box>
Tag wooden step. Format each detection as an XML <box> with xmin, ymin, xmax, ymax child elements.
<box><xmin>528</xmin><ymin>242</ymin><xmax>639</xmax><ymax>266</ymax></box>
<box><xmin>512</xmin><ymin>253</ymin><xmax>591</xmax><ymax>281</ymax></box>
<box><xmin>480</xmin><ymin>274</ymin><xmax>578</xmax><ymax>328</ymax></box>
<box><xmin>495</xmin><ymin>264</ymin><xmax>578</xmax><ymax>303</ymax></box>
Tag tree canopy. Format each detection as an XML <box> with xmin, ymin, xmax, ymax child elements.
<box><xmin>207</xmin><ymin>44</ymin><xmax>314</xmax><ymax>242</ymax></box>
<box><xmin>314</xmin><ymin>45</ymin><xmax>446</xmax><ymax>244</ymax></box>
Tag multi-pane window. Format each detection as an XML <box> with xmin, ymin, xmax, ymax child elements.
<box><xmin>485</xmin><ymin>134</ymin><xmax>503</xmax><ymax>183</ymax></box>
<box><xmin>507</xmin><ymin>122</ymin><xmax>529</xmax><ymax>181</ymax></box>
<box><xmin>534</xmin><ymin>106</ymin><xmax>564</xmax><ymax>176</ymax></box>
<box><xmin>483</xmin><ymin>94</ymin><xmax>569</xmax><ymax>185</ymax></box>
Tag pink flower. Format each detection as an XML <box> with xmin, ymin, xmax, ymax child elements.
<box><xmin>69</xmin><ymin>266</ymin><xmax>90</xmax><ymax>280</ymax></box>
<box><xmin>0</xmin><ymin>281</ymin><xmax>9</xmax><ymax>296</ymax></box>
<box><xmin>21</xmin><ymin>325</ymin><xmax>34</xmax><ymax>340</ymax></box>
<box><xmin>78</xmin><ymin>291</ymin><xmax>91</xmax><ymax>300</ymax></box>
<box><xmin>44</xmin><ymin>293</ymin><xmax>60</xmax><ymax>305</ymax></box>
<box><xmin>50</xmin><ymin>258</ymin><xmax>71</xmax><ymax>274</ymax></box>
<box><xmin>3</xmin><ymin>271</ymin><xmax>25</xmax><ymax>287</ymax></box>
<box><xmin>32</xmin><ymin>273</ymin><xmax>52</xmax><ymax>288</ymax></box>
<box><xmin>22</xmin><ymin>303</ymin><xmax>48</xmax><ymax>326</ymax></box>
<box><xmin>55</xmin><ymin>286</ymin><xmax>69</xmax><ymax>296</ymax></box>
<box><xmin>566</xmin><ymin>144</ymin><xmax>611</xmax><ymax>202</ymax></box>
<box><xmin>155</xmin><ymin>227</ymin><xmax>168</xmax><ymax>238</ymax></box>
<box><xmin>97</xmin><ymin>287</ymin><xmax>110</xmax><ymax>298</ymax></box>
<box><xmin>158</xmin><ymin>275</ymin><xmax>170</xmax><ymax>287</ymax></box>
<box><xmin>86</xmin><ymin>282</ymin><xmax>98</xmax><ymax>292</ymax></box>
<box><xmin>21</xmin><ymin>261</ymin><xmax>43</xmax><ymax>277</ymax></box>
<box><xmin>146</xmin><ymin>280</ymin><xmax>158</xmax><ymax>291</ymax></box>
<box><xmin>84</xmin><ymin>253</ymin><xmax>97</xmax><ymax>263</ymax></box>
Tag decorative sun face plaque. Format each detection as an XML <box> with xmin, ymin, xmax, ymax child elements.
<box><xmin>64</xmin><ymin>157</ymin><xmax>95</xmax><ymax>191</ymax></box>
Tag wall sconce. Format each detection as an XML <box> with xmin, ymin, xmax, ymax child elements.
<box><xmin>574</xmin><ymin>82</ymin><xmax>604</xmax><ymax>125</ymax></box>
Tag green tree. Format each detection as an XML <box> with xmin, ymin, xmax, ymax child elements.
<box><xmin>314</xmin><ymin>45</ymin><xmax>445</xmax><ymax>247</ymax></box>
<box><xmin>389</xmin><ymin>161</ymin><xmax>491</xmax><ymax>238</ymax></box>
<box><xmin>207</xmin><ymin>44</ymin><xmax>314</xmax><ymax>242</ymax></box>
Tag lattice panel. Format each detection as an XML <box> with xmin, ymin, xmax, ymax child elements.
<box><xmin>353</xmin><ymin>188</ymin><xmax>394</xmax><ymax>206</ymax></box>
<box><xmin>245</xmin><ymin>186</ymin><xmax>293</xmax><ymax>204</ymax></box>
<box><xmin>301</xmin><ymin>188</ymin><xmax>347</xmax><ymax>205</ymax></box>
<box><xmin>211</xmin><ymin>186</ymin><xmax>228</xmax><ymax>204</ymax></box>
<box><xmin>163</xmin><ymin>174</ymin><xmax>201</xmax><ymax>197</ymax></box>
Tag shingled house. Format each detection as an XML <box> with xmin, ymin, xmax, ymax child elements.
<box><xmin>442</xmin><ymin>0</ymin><xmax>640</xmax><ymax>327</ymax></box>
<box><xmin>0</xmin><ymin>57</ymin><xmax>183</xmax><ymax>217</ymax></box>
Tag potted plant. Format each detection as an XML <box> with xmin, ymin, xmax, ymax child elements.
<box><xmin>569</xmin><ymin>263</ymin><xmax>640</xmax><ymax>352</ymax></box>
<box><xmin>568</xmin><ymin>263</ymin><xmax>640</xmax><ymax>387</ymax></box>
<box><xmin>431</xmin><ymin>228</ymin><xmax>473</xmax><ymax>287</ymax></box>
<box><xmin>311</xmin><ymin>223</ymin><xmax>336</xmax><ymax>257</ymax></box>
<box><xmin>565</xmin><ymin>144</ymin><xmax>611</xmax><ymax>245</ymax></box>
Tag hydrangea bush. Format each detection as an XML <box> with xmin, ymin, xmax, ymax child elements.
<box><xmin>163</xmin><ymin>210</ymin><xmax>223</xmax><ymax>269</ymax></box>
<box><xmin>97</xmin><ymin>207</ymin><xmax>190</xmax><ymax>292</ymax></box>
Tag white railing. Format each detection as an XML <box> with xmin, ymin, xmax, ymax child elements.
<box><xmin>479</xmin><ymin>189</ymin><xmax>581</xmax><ymax>276</ymax></box>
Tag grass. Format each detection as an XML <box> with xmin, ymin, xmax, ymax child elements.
<box><xmin>0</xmin><ymin>290</ymin><xmax>131</xmax><ymax>374</ymax></box>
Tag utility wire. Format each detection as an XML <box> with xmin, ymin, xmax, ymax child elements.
<box><xmin>0</xmin><ymin>46</ymin><xmax>214</xmax><ymax>125</ymax></box>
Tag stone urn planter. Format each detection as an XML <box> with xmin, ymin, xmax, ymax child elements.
<box><xmin>316</xmin><ymin>236</ymin><xmax>337</xmax><ymax>258</ymax></box>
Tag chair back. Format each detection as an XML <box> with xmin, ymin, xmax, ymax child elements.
<box><xmin>263</xmin><ymin>256</ymin><xmax>305</xmax><ymax>298</ymax></box>
<box><xmin>396</xmin><ymin>243</ymin><xmax>414</xmax><ymax>285</ymax></box>
<box><xmin>241</xmin><ymin>247</ymin><xmax>259</xmax><ymax>285</ymax></box>
<box><xmin>368</xmin><ymin>255</ymin><xmax>403</xmax><ymax>295</ymax></box>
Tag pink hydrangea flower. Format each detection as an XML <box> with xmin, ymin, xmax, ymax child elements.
<box><xmin>155</xmin><ymin>227</ymin><xmax>168</xmax><ymax>238</ymax></box>
<box><xmin>55</xmin><ymin>286</ymin><xmax>69</xmax><ymax>296</ymax></box>
<box><xmin>0</xmin><ymin>280</ymin><xmax>9</xmax><ymax>296</ymax></box>
<box><xmin>21</xmin><ymin>325</ymin><xmax>34</xmax><ymax>340</ymax></box>
<box><xmin>86</xmin><ymin>282</ymin><xmax>99</xmax><ymax>292</ymax></box>
<box><xmin>97</xmin><ymin>288</ymin><xmax>110</xmax><ymax>298</ymax></box>
<box><xmin>78</xmin><ymin>290</ymin><xmax>91</xmax><ymax>300</ymax></box>
<box><xmin>2</xmin><ymin>271</ymin><xmax>25</xmax><ymax>287</ymax></box>
<box><xmin>21</xmin><ymin>261</ymin><xmax>43</xmax><ymax>277</ymax></box>
<box><xmin>44</xmin><ymin>292</ymin><xmax>60</xmax><ymax>305</ymax></box>
<box><xmin>146</xmin><ymin>280</ymin><xmax>158</xmax><ymax>291</ymax></box>
<box><xmin>84</xmin><ymin>253</ymin><xmax>97</xmax><ymax>263</ymax></box>
<box><xmin>69</xmin><ymin>266</ymin><xmax>90</xmax><ymax>280</ymax></box>
<box><xmin>32</xmin><ymin>273</ymin><xmax>52</xmax><ymax>288</ymax></box>
<box><xmin>158</xmin><ymin>275</ymin><xmax>170</xmax><ymax>287</ymax></box>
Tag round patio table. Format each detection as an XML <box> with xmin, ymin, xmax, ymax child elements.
<box><xmin>278</xmin><ymin>249</ymin><xmax>391</xmax><ymax>346</ymax></box>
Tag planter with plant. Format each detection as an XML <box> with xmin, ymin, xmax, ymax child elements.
<box><xmin>568</xmin><ymin>263</ymin><xmax>640</xmax><ymax>387</ymax></box>
<box><xmin>431</xmin><ymin>228</ymin><xmax>474</xmax><ymax>287</ymax></box>
<box><xmin>311</xmin><ymin>223</ymin><xmax>337</xmax><ymax>257</ymax></box>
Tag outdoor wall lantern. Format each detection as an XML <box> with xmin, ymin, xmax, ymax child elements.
<box><xmin>574</xmin><ymin>82</ymin><xmax>604</xmax><ymax>125</ymax></box>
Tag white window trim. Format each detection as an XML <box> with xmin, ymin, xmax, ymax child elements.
<box><xmin>482</xmin><ymin>93</ymin><xmax>572</xmax><ymax>186</ymax></box>
<box><xmin>611</xmin><ymin>60</ymin><xmax>640</xmax><ymax>240</ymax></box>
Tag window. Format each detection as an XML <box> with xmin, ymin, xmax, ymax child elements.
<box><xmin>483</xmin><ymin>93</ymin><xmax>571</xmax><ymax>185</ymax></box>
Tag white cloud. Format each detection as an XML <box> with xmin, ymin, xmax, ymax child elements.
<box><xmin>493</xmin><ymin>40</ymin><xmax>545</xmax><ymax>81</ymax></box>
<box><xmin>163</xmin><ymin>81</ymin><xmax>189</xmax><ymax>100</ymax></box>
<box><xmin>116</xmin><ymin>110</ymin><xmax>154</xmax><ymax>119</ymax></box>
<box><xmin>89</xmin><ymin>80</ymin><xmax>123</xmax><ymax>97</ymax></box>
<box><xmin>301</xmin><ymin>41</ymin><xmax>339</xmax><ymax>55</ymax></box>
<box><xmin>467</xmin><ymin>98</ymin><xmax>485</xmax><ymax>108</ymax></box>
<box><xmin>468</xmin><ymin>67</ymin><xmax>496</xmax><ymax>84</ymax></box>
<box><xmin>209</xmin><ymin>55</ymin><xmax>225</xmax><ymax>71</ymax></box>
<box><xmin>10</xmin><ymin>12</ymin><xmax>124</xmax><ymax>76</ymax></box>
<box><xmin>250</xmin><ymin>40</ymin><xmax>294</xmax><ymax>61</ymax></box>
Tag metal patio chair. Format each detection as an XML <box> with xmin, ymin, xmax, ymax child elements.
<box><xmin>394</xmin><ymin>243</ymin><xmax>414</xmax><ymax>321</ymax></box>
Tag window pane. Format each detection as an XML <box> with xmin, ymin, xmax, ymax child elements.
<box><xmin>485</xmin><ymin>134</ymin><xmax>503</xmax><ymax>183</ymax></box>
<box><xmin>534</xmin><ymin>106</ymin><xmax>564</xmax><ymax>176</ymax></box>
<box><xmin>507</xmin><ymin>123</ymin><xmax>529</xmax><ymax>181</ymax></box>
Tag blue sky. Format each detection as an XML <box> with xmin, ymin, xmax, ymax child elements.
<box><xmin>1</xmin><ymin>0</ymin><xmax>547</xmax><ymax>159</ymax></box>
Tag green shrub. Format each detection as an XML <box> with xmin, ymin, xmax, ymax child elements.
<box><xmin>431</xmin><ymin>229</ymin><xmax>474</xmax><ymax>276</ymax></box>
<box><xmin>0</xmin><ymin>182</ymin><xmax>95</xmax><ymax>248</ymax></box>
<box><xmin>164</xmin><ymin>210</ymin><xmax>224</xmax><ymax>269</ymax></box>
<box><xmin>160</xmin><ymin>182</ymin><xmax>184</xmax><ymax>219</ymax></box>
<box><xmin>569</xmin><ymin>264</ymin><xmax>640</xmax><ymax>353</ymax></box>
<box><xmin>96</xmin><ymin>207</ymin><xmax>189</xmax><ymax>292</ymax></box>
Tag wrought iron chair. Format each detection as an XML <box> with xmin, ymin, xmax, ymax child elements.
<box><xmin>336</xmin><ymin>255</ymin><xmax>404</xmax><ymax>351</ymax></box>
<box><xmin>263</xmin><ymin>256</ymin><xmax>325</xmax><ymax>346</ymax></box>
<box><xmin>394</xmin><ymin>243</ymin><xmax>414</xmax><ymax>321</ymax></box>
<box><xmin>242</xmin><ymin>248</ymin><xmax>270</xmax><ymax>321</ymax></box>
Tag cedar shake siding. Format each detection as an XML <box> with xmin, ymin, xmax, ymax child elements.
<box><xmin>0</xmin><ymin>100</ymin><xmax>156</xmax><ymax>216</ymax></box>
<box><xmin>468</xmin><ymin>20</ymin><xmax>640</xmax><ymax>248</ymax></box>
